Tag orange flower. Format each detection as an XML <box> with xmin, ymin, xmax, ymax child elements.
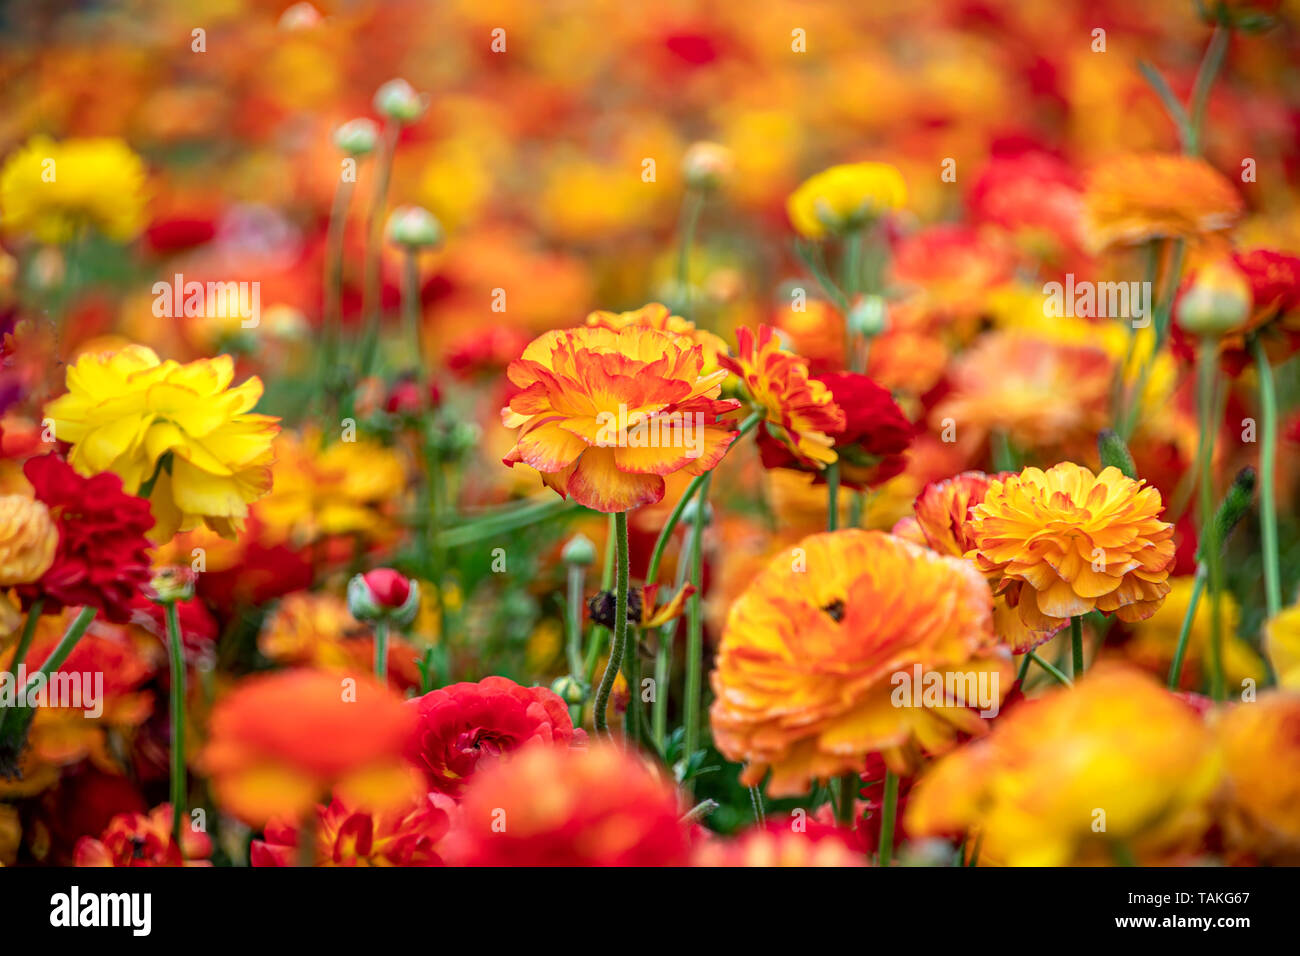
<box><xmin>906</xmin><ymin>665</ymin><xmax>1218</xmax><ymax>866</ymax></box>
<box><xmin>0</xmin><ymin>495</ymin><xmax>57</xmax><ymax>585</ymax></box>
<box><xmin>74</xmin><ymin>803</ymin><xmax>212</xmax><ymax>867</ymax></box>
<box><xmin>251</xmin><ymin>793</ymin><xmax>456</xmax><ymax>867</ymax></box>
<box><xmin>932</xmin><ymin>332</ymin><xmax>1113</xmax><ymax>450</ymax></box>
<box><xmin>1081</xmin><ymin>153</ymin><xmax>1243</xmax><ymax>253</ymax></box>
<box><xmin>1215</xmin><ymin>691</ymin><xmax>1300</xmax><ymax>864</ymax></box>
<box><xmin>719</xmin><ymin>325</ymin><xmax>845</xmax><ymax>468</ymax></box>
<box><xmin>968</xmin><ymin>463</ymin><xmax>1175</xmax><ymax>633</ymax></box>
<box><xmin>585</xmin><ymin>302</ymin><xmax>728</xmax><ymax>374</ymax></box>
<box><xmin>710</xmin><ymin>530</ymin><xmax>1010</xmax><ymax>795</ymax></box>
<box><xmin>501</xmin><ymin>325</ymin><xmax>741</xmax><ymax>513</ymax></box>
<box><xmin>451</xmin><ymin>744</ymin><xmax>689</xmax><ymax>866</ymax></box>
<box><xmin>200</xmin><ymin>668</ymin><xmax>419</xmax><ymax>826</ymax></box>
<box><xmin>894</xmin><ymin>470</ymin><xmax>1056</xmax><ymax>652</ymax></box>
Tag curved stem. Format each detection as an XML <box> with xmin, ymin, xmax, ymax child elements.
<box><xmin>0</xmin><ymin>598</ymin><xmax>43</xmax><ymax>738</ymax></box>
<box><xmin>164</xmin><ymin>601</ymin><xmax>187</xmax><ymax>848</ymax></box>
<box><xmin>7</xmin><ymin>607</ymin><xmax>97</xmax><ymax>741</ymax></box>
<box><xmin>357</xmin><ymin>119</ymin><xmax>400</xmax><ymax>382</ymax></box>
<box><xmin>1252</xmin><ymin>337</ymin><xmax>1282</xmax><ymax>619</ymax></box>
<box><xmin>676</xmin><ymin>190</ymin><xmax>704</xmax><ymax>321</ymax></box>
<box><xmin>1029</xmin><ymin>649</ymin><xmax>1072</xmax><ymax>687</ymax></box>
<box><xmin>593</xmin><ymin>511</ymin><xmax>629</xmax><ymax>736</ymax></box>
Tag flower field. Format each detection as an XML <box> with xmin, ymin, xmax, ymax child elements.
<box><xmin>1</xmin><ymin>0</ymin><xmax>1300</xmax><ymax>882</ymax></box>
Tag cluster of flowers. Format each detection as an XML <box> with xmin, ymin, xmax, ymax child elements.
<box><xmin>0</xmin><ymin>0</ymin><xmax>1299</xmax><ymax>868</ymax></box>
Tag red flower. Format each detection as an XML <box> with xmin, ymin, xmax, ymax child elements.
<box><xmin>74</xmin><ymin>804</ymin><xmax>212</xmax><ymax>867</ymax></box>
<box><xmin>361</xmin><ymin>568</ymin><xmax>410</xmax><ymax>607</ymax></box>
<box><xmin>405</xmin><ymin>676</ymin><xmax>587</xmax><ymax>798</ymax></box>
<box><xmin>17</xmin><ymin>455</ymin><xmax>154</xmax><ymax>623</ymax></box>
<box><xmin>758</xmin><ymin>371</ymin><xmax>913</xmax><ymax>489</ymax></box>
<box><xmin>451</xmin><ymin>744</ymin><xmax>688</xmax><ymax>866</ymax></box>
<box><xmin>250</xmin><ymin>794</ymin><xmax>455</xmax><ymax>867</ymax></box>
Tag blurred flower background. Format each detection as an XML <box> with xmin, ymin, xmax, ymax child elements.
<box><xmin>1</xmin><ymin>0</ymin><xmax>1300</xmax><ymax>867</ymax></box>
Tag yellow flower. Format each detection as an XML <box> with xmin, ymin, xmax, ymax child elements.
<box><xmin>1081</xmin><ymin>153</ymin><xmax>1243</xmax><ymax>253</ymax></box>
<box><xmin>907</xmin><ymin>665</ymin><xmax>1219</xmax><ymax>866</ymax></box>
<box><xmin>255</xmin><ymin>429</ymin><xmax>407</xmax><ymax>546</ymax></box>
<box><xmin>1127</xmin><ymin>576</ymin><xmax>1262</xmax><ymax>691</ymax></box>
<box><xmin>969</xmin><ymin>463</ymin><xmax>1175</xmax><ymax>633</ymax></box>
<box><xmin>1216</xmin><ymin>691</ymin><xmax>1300</xmax><ymax>864</ymax></box>
<box><xmin>44</xmin><ymin>345</ymin><xmax>279</xmax><ymax>541</ymax></box>
<box><xmin>787</xmin><ymin>162</ymin><xmax>906</xmax><ymax>239</ymax></box>
<box><xmin>1266</xmin><ymin>601</ymin><xmax>1300</xmax><ymax>690</ymax></box>
<box><xmin>0</xmin><ymin>495</ymin><xmax>57</xmax><ymax>585</ymax></box>
<box><xmin>1</xmin><ymin>137</ymin><xmax>147</xmax><ymax>244</ymax></box>
<box><xmin>710</xmin><ymin>529</ymin><xmax>1009</xmax><ymax>795</ymax></box>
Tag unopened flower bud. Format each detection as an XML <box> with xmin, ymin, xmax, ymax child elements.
<box><xmin>386</xmin><ymin>205</ymin><xmax>443</xmax><ymax>249</ymax></box>
<box><xmin>146</xmin><ymin>566</ymin><xmax>196</xmax><ymax>604</ymax></box>
<box><xmin>562</xmin><ymin>533</ymin><xmax>597</xmax><ymax>567</ymax></box>
<box><xmin>682</xmin><ymin>142</ymin><xmax>734</xmax><ymax>191</ymax></box>
<box><xmin>333</xmin><ymin>118</ymin><xmax>380</xmax><ymax>157</ymax></box>
<box><xmin>680</xmin><ymin>497</ymin><xmax>713</xmax><ymax>527</ymax></box>
<box><xmin>373</xmin><ymin>78</ymin><xmax>426</xmax><ymax>124</ymax></box>
<box><xmin>348</xmin><ymin>568</ymin><xmax>420</xmax><ymax>627</ymax></box>
<box><xmin>848</xmin><ymin>295</ymin><xmax>889</xmax><ymax>338</ymax></box>
<box><xmin>551</xmin><ymin>674</ymin><xmax>589</xmax><ymax>705</ymax></box>
<box><xmin>278</xmin><ymin>2</ymin><xmax>322</xmax><ymax>30</ymax></box>
<box><xmin>1178</xmin><ymin>258</ymin><xmax>1251</xmax><ymax>338</ymax></box>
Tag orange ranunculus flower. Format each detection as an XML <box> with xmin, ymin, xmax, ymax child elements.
<box><xmin>200</xmin><ymin>668</ymin><xmax>419</xmax><ymax>826</ymax></box>
<box><xmin>906</xmin><ymin>664</ymin><xmax>1218</xmax><ymax>866</ymax></box>
<box><xmin>894</xmin><ymin>470</ymin><xmax>1058</xmax><ymax>652</ymax></box>
<box><xmin>1215</xmin><ymin>691</ymin><xmax>1300</xmax><ymax>864</ymax></box>
<box><xmin>968</xmin><ymin>463</ymin><xmax>1175</xmax><ymax>633</ymax></box>
<box><xmin>932</xmin><ymin>331</ymin><xmax>1113</xmax><ymax>451</ymax></box>
<box><xmin>720</xmin><ymin>325</ymin><xmax>845</xmax><ymax>469</ymax></box>
<box><xmin>710</xmin><ymin>530</ymin><xmax>1010</xmax><ymax>796</ymax></box>
<box><xmin>250</xmin><ymin>793</ymin><xmax>457</xmax><ymax>867</ymax></box>
<box><xmin>585</xmin><ymin>302</ymin><xmax>728</xmax><ymax>374</ymax></box>
<box><xmin>501</xmin><ymin>325</ymin><xmax>741</xmax><ymax>513</ymax></box>
<box><xmin>1081</xmin><ymin>153</ymin><xmax>1243</xmax><ymax>253</ymax></box>
<box><xmin>692</xmin><ymin>824</ymin><xmax>866</xmax><ymax>867</ymax></box>
<box><xmin>451</xmin><ymin>744</ymin><xmax>689</xmax><ymax>866</ymax></box>
<box><xmin>0</xmin><ymin>494</ymin><xmax>57</xmax><ymax>585</ymax></box>
<box><xmin>74</xmin><ymin>803</ymin><xmax>212</xmax><ymax>867</ymax></box>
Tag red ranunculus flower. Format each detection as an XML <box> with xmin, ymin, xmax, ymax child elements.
<box><xmin>17</xmin><ymin>454</ymin><xmax>154</xmax><ymax>623</ymax></box>
<box><xmin>74</xmin><ymin>803</ymin><xmax>212</xmax><ymax>867</ymax></box>
<box><xmin>758</xmin><ymin>371</ymin><xmax>913</xmax><ymax>489</ymax></box>
<box><xmin>250</xmin><ymin>794</ymin><xmax>456</xmax><ymax>867</ymax></box>
<box><xmin>405</xmin><ymin>676</ymin><xmax>587</xmax><ymax>798</ymax></box>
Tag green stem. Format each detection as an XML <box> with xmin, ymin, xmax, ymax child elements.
<box><xmin>593</xmin><ymin>511</ymin><xmax>630</xmax><ymax>735</ymax></box>
<box><xmin>6</xmin><ymin>607</ymin><xmax>97</xmax><ymax>741</ymax></box>
<box><xmin>374</xmin><ymin>619</ymin><xmax>390</xmax><ymax>680</ymax></box>
<box><xmin>164</xmin><ymin>601</ymin><xmax>187</xmax><ymax>847</ymax></box>
<box><xmin>748</xmin><ymin>785</ymin><xmax>766</xmax><ymax>827</ymax></box>
<box><xmin>826</xmin><ymin>461</ymin><xmax>841</xmax><ymax>532</ymax></box>
<box><xmin>402</xmin><ymin>249</ymin><xmax>424</xmax><ymax>376</ymax></box>
<box><xmin>1196</xmin><ymin>339</ymin><xmax>1226</xmax><ymax>701</ymax></box>
<box><xmin>1029</xmin><ymin>649</ymin><xmax>1073</xmax><ymax>687</ymax></box>
<box><xmin>1252</xmin><ymin>337</ymin><xmax>1282</xmax><ymax>619</ymax></box>
<box><xmin>357</xmin><ymin>119</ymin><xmax>400</xmax><ymax>382</ymax></box>
<box><xmin>316</xmin><ymin>176</ymin><xmax>354</xmax><ymax>411</ymax></box>
<box><xmin>1070</xmin><ymin>616</ymin><xmax>1084</xmax><ymax>679</ymax></box>
<box><xmin>836</xmin><ymin>769</ymin><xmax>858</xmax><ymax>829</ymax></box>
<box><xmin>565</xmin><ymin>564</ymin><xmax>585</xmax><ymax>678</ymax></box>
<box><xmin>1186</xmin><ymin>24</ymin><xmax>1230</xmax><ymax>156</ymax></box>
<box><xmin>878</xmin><ymin>769</ymin><xmax>899</xmax><ymax>865</ymax></box>
<box><xmin>682</xmin><ymin>474</ymin><xmax>712</xmax><ymax>766</ymax></box>
<box><xmin>0</xmin><ymin>598</ymin><xmax>43</xmax><ymax>738</ymax></box>
<box><xmin>676</xmin><ymin>189</ymin><xmax>704</xmax><ymax>321</ymax></box>
<box><xmin>1168</xmin><ymin>564</ymin><xmax>1206</xmax><ymax>689</ymax></box>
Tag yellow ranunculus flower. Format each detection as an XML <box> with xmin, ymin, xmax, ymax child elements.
<box><xmin>44</xmin><ymin>345</ymin><xmax>279</xmax><ymax>541</ymax></box>
<box><xmin>1266</xmin><ymin>601</ymin><xmax>1300</xmax><ymax>690</ymax></box>
<box><xmin>0</xmin><ymin>136</ymin><xmax>147</xmax><ymax>244</ymax></box>
<box><xmin>786</xmin><ymin>162</ymin><xmax>907</xmax><ymax>240</ymax></box>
